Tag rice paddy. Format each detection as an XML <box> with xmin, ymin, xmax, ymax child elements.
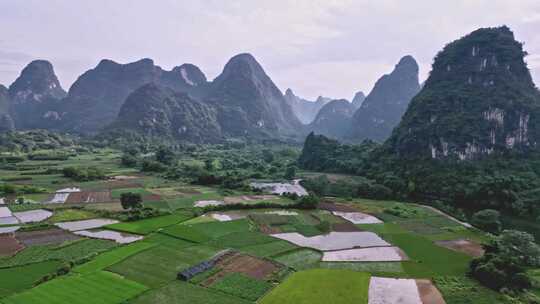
<box><xmin>0</xmin><ymin>148</ymin><xmax>498</xmax><ymax>304</ymax></box>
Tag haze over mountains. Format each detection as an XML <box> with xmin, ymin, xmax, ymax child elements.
<box><xmin>1</xmin><ymin>25</ymin><xmax>539</xmax><ymax>151</ymax></box>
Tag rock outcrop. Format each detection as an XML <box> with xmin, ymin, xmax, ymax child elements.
<box><xmin>8</xmin><ymin>60</ymin><xmax>66</xmax><ymax>129</ymax></box>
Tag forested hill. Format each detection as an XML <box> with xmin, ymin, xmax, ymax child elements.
<box><xmin>386</xmin><ymin>26</ymin><xmax>540</xmax><ymax>160</ymax></box>
<box><xmin>298</xmin><ymin>26</ymin><xmax>540</xmax><ymax>235</ymax></box>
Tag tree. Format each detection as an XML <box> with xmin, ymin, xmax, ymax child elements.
<box><xmin>120</xmin><ymin>192</ymin><xmax>143</xmax><ymax>210</ymax></box>
<box><xmin>155</xmin><ymin>146</ymin><xmax>174</xmax><ymax>165</ymax></box>
<box><xmin>284</xmin><ymin>165</ymin><xmax>297</xmax><ymax>180</ymax></box>
<box><xmin>472</xmin><ymin>209</ymin><xmax>502</xmax><ymax>233</ymax></box>
<box><xmin>297</xmin><ymin>194</ymin><xmax>320</xmax><ymax>209</ymax></box>
<box><xmin>121</xmin><ymin>154</ymin><xmax>137</xmax><ymax>167</ymax></box>
<box><xmin>204</xmin><ymin>159</ymin><xmax>215</xmax><ymax>171</ymax></box>
<box><xmin>470</xmin><ymin>230</ymin><xmax>540</xmax><ymax>291</ymax></box>
<box><xmin>262</xmin><ymin>149</ymin><xmax>274</xmax><ymax>163</ymax></box>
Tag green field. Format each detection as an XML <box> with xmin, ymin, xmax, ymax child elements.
<box><xmin>47</xmin><ymin>208</ymin><xmax>97</xmax><ymax>223</ymax></box>
<box><xmin>129</xmin><ymin>281</ymin><xmax>251</xmax><ymax>304</ymax></box>
<box><xmin>0</xmin><ymin>239</ymin><xmax>117</xmax><ymax>268</ymax></box>
<box><xmin>209</xmin><ymin>273</ymin><xmax>272</xmax><ymax>301</ymax></box>
<box><xmin>2</xmin><ymin>144</ymin><xmax>537</xmax><ymax>304</ymax></box>
<box><xmin>206</xmin><ymin>231</ymin><xmax>277</xmax><ymax>249</ymax></box>
<box><xmin>74</xmin><ymin>242</ymin><xmax>156</xmax><ymax>274</ymax></box>
<box><xmin>359</xmin><ymin>223</ymin><xmax>471</xmax><ymax>277</ymax></box>
<box><xmin>160</xmin><ymin>225</ymin><xmax>211</xmax><ymax>243</ymax></box>
<box><xmin>240</xmin><ymin>240</ymin><xmax>297</xmax><ymax>258</ymax></box>
<box><xmin>272</xmin><ymin>249</ymin><xmax>322</xmax><ymax>270</ymax></box>
<box><xmin>260</xmin><ymin>269</ymin><xmax>370</xmax><ymax>304</ymax></box>
<box><xmin>107</xmin><ymin>244</ymin><xmax>220</xmax><ymax>288</ymax></box>
<box><xmin>0</xmin><ymin>261</ymin><xmax>62</xmax><ymax>297</ymax></box>
<box><xmin>106</xmin><ymin>212</ymin><xmax>193</xmax><ymax>235</ymax></box>
<box><xmin>434</xmin><ymin>276</ymin><xmax>514</xmax><ymax>304</ymax></box>
<box><xmin>1</xmin><ymin>271</ymin><xmax>148</xmax><ymax>304</ymax></box>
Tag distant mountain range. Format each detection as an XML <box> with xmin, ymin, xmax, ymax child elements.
<box><xmin>4</xmin><ymin>26</ymin><xmax>535</xmax><ymax>150</ymax></box>
<box><xmin>0</xmin><ymin>53</ymin><xmax>303</xmax><ymax>142</ymax></box>
<box><xmin>304</xmin><ymin>56</ymin><xmax>420</xmax><ymax>141</ymax></box>
<box><xmin>283</xmin><ymin>89</ymin><xmax>332</xmax><ymax>124</ymax></box>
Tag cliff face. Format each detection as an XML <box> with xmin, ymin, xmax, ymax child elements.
<box><xmin>8</xmin><ymin>60</ymin><xmax>66</xmax><ymax>129</ymax></box>
<box><xmin>0</xmin><ymin>85</ymin><xmax>14</xmax><ymax>132</ymax></box>
<box><xmin>386</xmin><ymin>26</ymin><xmax>540</xmax><ymax>160</ymax></box>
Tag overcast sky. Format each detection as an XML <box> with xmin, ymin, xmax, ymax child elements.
<box><xmin>0</xmin><ymin>0</ymin><xmax>539</xmax><ymax>100</ymax></box>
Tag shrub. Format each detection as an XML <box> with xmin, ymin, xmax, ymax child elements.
<box><xmin>62</xmin><ymin>167</ymin><xmax>105</xmax><ymax>181</ymax></box>
<box><xmin>297</xmin><ymin>194</ymin><xmax>320</xmax><ymax>209</ymax></box>
<box><xmin>120</xmin><ymin>192</ymin><xmax>143</xmax><ymax>210</ymax></box>
<box><xmin>121</xmin><ymin>154</ymin><xmax>138</xmax><ymax>167</ymax></box>
<box><xmin>471</xmin><ymin>209</ymin><xmax>502</xmax><ymax>233</ymax></box>
<box><xmin>470</xmin><ymin>230</ymin><xmax>540</xmax><ymax>291</ymax></box>
<box><xmin>141</xmin><ymin>160</ymin><xmax>167</xmax><ymax>172</ymax></box>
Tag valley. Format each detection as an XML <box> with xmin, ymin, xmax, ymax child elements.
<box><xmin>0</xmin><ymin>142</ymin><xmax>538</xmax><ymax>303</ymax></box>
<box><xmin>0</xmin><ymin>12</ymin><xmax>539</xmax><ymax>304</ymax></box>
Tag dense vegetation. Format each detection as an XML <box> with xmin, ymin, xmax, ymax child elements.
<box><xmin>299</xmin><ymin>133</ymin><xmax>540</xmax><ymax>232</ymax></box>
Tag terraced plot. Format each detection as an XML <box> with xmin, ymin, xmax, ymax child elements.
<box><xmin>1</xmin><ymin>271</ymin><xmax>148</xmax><ymax>304</ymax></box>
<box><xmin>74</xmin><ymin>241</ymin><xmax>155</xmax><ymax>274</ymax></box>
<box><xmin>129</xmin><ymin>281</ymin><xmax>251</xmax><ymax>304</ymax></box>
<box><xmin>107</xmin><ymin>244</ymin><xmax>220</xmax><ymax>288</ymax></box>
<box><xmin>106</xmin><ymin>212</ymin><xmax>193</xmax><ymax>235</ymax></box>
<box><xmin>0</xmin><ymin>260</ymin><xmax>62</xmax><ymax>297</ymax></box>
<box><xmin>260</xmin><ymin>269</ymin><xmax>370</xmax><ymax>304</ymax></box>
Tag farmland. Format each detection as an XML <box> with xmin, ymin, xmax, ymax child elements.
<box><xmin>0</xmin><ymin>146</ymin><xmax>537</xmax><ymax>304</ymax></box>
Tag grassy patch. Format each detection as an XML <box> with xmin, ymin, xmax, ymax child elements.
<box><xmin>272</xmin><ymin>249</ymin><xmax>322</xmax><ymax>270</ymax></box>
<box><xmin>358</xmin><ymin>222</ymin><xmax>472</xmax><ymax>277</ymax></box>
<box><xmin>206</xmin><ymin>231</ymin><xmax>276</xmax><ymax>249</ymax></box>
<box><xmin>106</xmin><ymin>212</ymin><xmax>193</xmax><ymax>235</ymax></box>
<box><xmin>189</xmin><ymin>219</ymin><xmax>252</xmax><ymax>239</ymax></box>
<box><xmin>7</xmin><ymin>203</ymin><xmax>47</xmax><ymax>212</ymax></box>
<box><xmin>240</xmin><ymin>240</ymin><xmax>297</xmax><ymax>258</ymax></box>
<box><xmin>73</xmin><ymin>242</ymin><xmax>155</xmax><ymax>274</ymax></box>
<box><xmin>180</xmin><ymin>215</ymin><xmax>218</xmax><ymax>225</ymax></box>
<box><xmin>1</xmin><ymin>271</ymin><xmax>147</xmax><ymax>304</ymax></box>
<box><xmin>167</xmin><ymin>192</ymin><xmax>223</xmax><ymax>210</ymax></box>
<box><xmin>161</xmin><ymin>225</ymin><xmax>211</xmax><ymax>243</ymax></box>
<box><xmin>319</xmin><ymin>261</ymin><xmax>404</xmax><ymax>275</ymax></box>
<box><xmin>48</xmin><ymin>208</ymin><xmax>97</xmax><ymax>223</ymax></box>
<box><xmin>210</xmin><ymin>273</ymin><xmax>272</xmax><ymax>301</ymax></box>
<box><xmin>142</xmin><ymin>233</ymin><xmax>195</xmax><ymax>249</ymax></box>
<box><xmin>434</xmin><ymin>276</ymin><xmax>514</xmax><ymax>304</ymax></box>
<box><xmin>129</xmin><ymin>281</ymin><xmax>250</xmax><ymax>304</ymax></box>
<box><xmin>107</xmin><ymin>244</ymin><xmax>220</xmax><ymax>288</ymax></box>
<box><xmin>0</xmin><ymin>239</ymin><xmax>117</xmax><ymax>268</ymax></box>
<box><xmin>0</xmin><ymin>261</ymin><xmax>62</xmax><ymax>297</ymax></box>
<box><xmin>260</xmin><ymin>269</ymin><xmax>370</xmax><ymax>304</ymax></box>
